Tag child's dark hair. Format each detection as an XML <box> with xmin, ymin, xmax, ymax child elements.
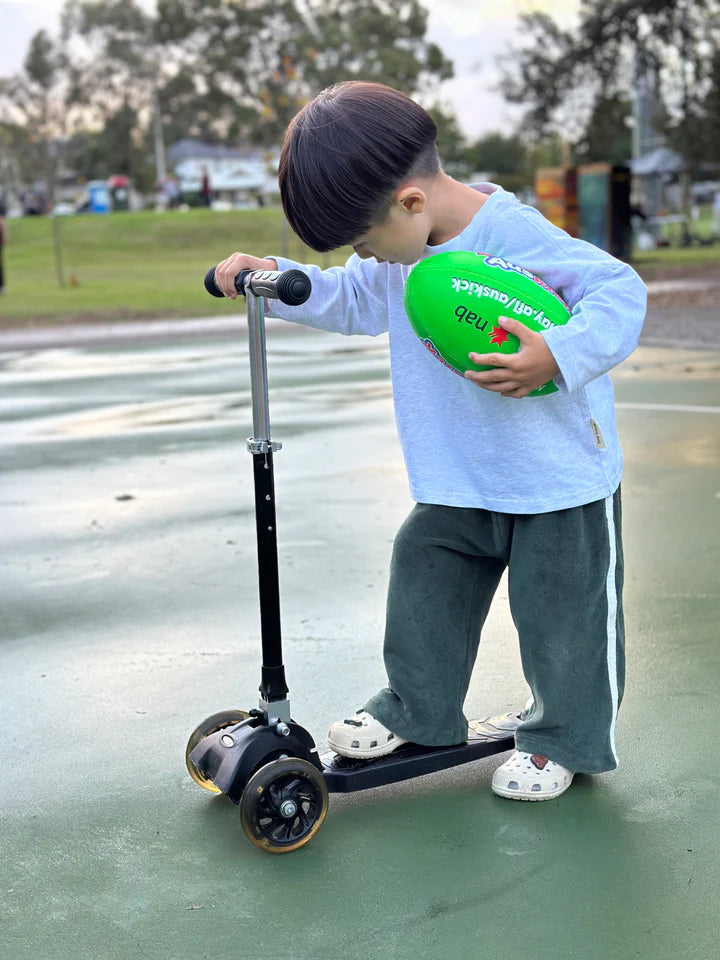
<box><xmin>278</xmin><ymin>82</ymin><xmax>439</xmax><ymax>252</ymax></box>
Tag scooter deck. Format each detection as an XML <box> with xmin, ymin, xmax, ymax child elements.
<box><xmin>320</xmin><ymin>717</ymin><xmax>518</xmax><ymax>793</ymax></box>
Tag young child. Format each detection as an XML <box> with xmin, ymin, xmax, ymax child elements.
<box><xmin>213</xmin><ymin>82</ymin><xmax>647</xmax><ymax>801</ymax></box>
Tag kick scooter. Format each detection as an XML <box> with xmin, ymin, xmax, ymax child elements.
<box><xmin>186</xmin><ymin>265</ymin><xmax>519</xmax><ymax>854</ymax></box>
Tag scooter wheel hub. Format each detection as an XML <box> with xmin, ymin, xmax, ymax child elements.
<box><xmin>279</xmin><ymin>799</ymin><xmax>298</xmax><ymax>818</ymax></box>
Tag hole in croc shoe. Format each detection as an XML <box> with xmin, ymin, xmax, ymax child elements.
<box><xmin>351</xmin><ymin>740</ymin><xmax>360</xmax><ymax>749</ymax></box>
<box><xmin>508</xmin><ymin>781</ymin><xmax>519</xmax><ymax>790</ymax></box>
<box><xmin>531</xmin><ymin>784</ymin><xmax>542</xmax><ymax>792</ymax></box>
<box><xmin>370</xmin><ymin>740</ymin><xmax>377</xmax><ymax>748</ymax></box>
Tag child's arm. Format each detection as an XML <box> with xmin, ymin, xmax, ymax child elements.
<box><xmin>212</xmin><ymin>250</ymin><xmax>390</xmax><ymax>337</ymax></box>
<box><xmin>464</xmin><ymin>206</ymin><xmax>647</xmax><ymax>397</ymax></box>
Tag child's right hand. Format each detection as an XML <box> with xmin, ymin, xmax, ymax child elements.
<box><xmin>213</xmin><ymin>252</ymin><xmax>279</xmax><ymax>299</ymax></box>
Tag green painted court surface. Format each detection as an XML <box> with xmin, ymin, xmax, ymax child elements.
<box><xmin>1</xmin><ymin>324</ymin><xmax>718</xmax><ymax>959</ymax></box>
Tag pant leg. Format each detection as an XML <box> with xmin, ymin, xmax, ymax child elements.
<box><xmin>364</xmin><ymin>503</ymin><xmax>508</xmax><ymax>746</ymax></box>
<box><xmin>508</xmin><ymin>488</ymin><xmax>625</xmax><ymax>774</ymax></box>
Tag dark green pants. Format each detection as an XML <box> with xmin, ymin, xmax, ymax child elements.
<box><xmin>364</xmin><ymin>491</ymin><xmax>624</xmax><ymax>774</ymax></box>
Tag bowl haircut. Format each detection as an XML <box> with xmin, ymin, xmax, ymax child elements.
<box><xmin>279</xmin><ymin>82</ymin><xmax>439</xmax><ymax>253</ymax></box>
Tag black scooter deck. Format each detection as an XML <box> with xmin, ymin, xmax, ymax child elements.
<box><xmin>321</xmin><ymin>730</ymin><xmax>515</xmax><ymax>793</ymax></box>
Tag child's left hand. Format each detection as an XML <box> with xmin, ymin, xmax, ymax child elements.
<box><xmin>463</xmin><ymin>316</ymin><xmax>561</xmax><ymax>398</ymax></box>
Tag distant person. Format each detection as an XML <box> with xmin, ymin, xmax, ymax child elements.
<box><xmin>22</xmin><ymin>190</ymin><xmax>45</xmax><ymax>215</ymax></box>
<box><xmin>212</xmin><ymin>82</ymin><xmax>647</xmax><ymax>802</ymax></box>
<box><xmin>161</xmin><ymin>176</ymin><xmax>180</xmax><ymax>209</ymax></box>
<box><xmin>0</xmin><ymin>194</ymin><xmax>7</xmax><ymax>294</ymax></box>
<box><xmin>200</xmin><ymin>167</ymin><xmax>212</xmax><ymax>207</ymax></box>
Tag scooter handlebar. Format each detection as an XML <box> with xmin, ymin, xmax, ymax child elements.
<box><xmin>204</xmin><ymin>266</ymin><xmax>312</xmax><ymax>306</ymax></box>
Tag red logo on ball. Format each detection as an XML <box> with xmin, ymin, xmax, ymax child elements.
<box><xmin>489</xmin><ymin>325</ymin><xmax>510</xmax><ymax>346</ymax></box>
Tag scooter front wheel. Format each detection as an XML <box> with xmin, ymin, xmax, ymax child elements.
<box><xmin>240</xmin><ymin>757</ymin><xmax>329</xmax><ymax>854</ymax></box>
<box><xmin>185</xmin><ymin>709</ymin><xmax>250</xmax><ymax>793</ymax></box>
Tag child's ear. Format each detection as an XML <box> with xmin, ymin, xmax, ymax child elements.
<box><xmin>395</xmin><ymin>185</ymin><xmax>427</xmax><ymax>214</ymax></box>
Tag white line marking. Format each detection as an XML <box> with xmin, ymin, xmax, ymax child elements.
<box><xmin>617</xmin><ymin>401</ymin><xmax>720</xmax><ymax>414</ymax></box>
<box><xmin>604</xmin><ymin>495</ymin><xmax>619</xmax><ymax>766</ymax></box>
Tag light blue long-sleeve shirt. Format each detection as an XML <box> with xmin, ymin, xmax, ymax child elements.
<box><xmin>266</xmin><ymin>184</ymin><xmax>647</xmax><ymax>513</ymax></box>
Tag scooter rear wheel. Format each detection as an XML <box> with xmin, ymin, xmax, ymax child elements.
<box><xmin>240</xmin><ymin>757</ymin><xmax>329</xmax><ymax>853</ymax></box>
<box><xmin>185</xmin><ymin>709</ymin><xmax>250</xmax><ymax>793</ymax></box>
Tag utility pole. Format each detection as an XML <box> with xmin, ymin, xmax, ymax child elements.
<box><xmin>679</xmin><ymin>2</ymin><xmax>693</xmax><ymax>246</ymax></box>
<box><xmin>153</xmin><ymin>90</ymin><xmax>166</xmax><ymax>184</ymax></box>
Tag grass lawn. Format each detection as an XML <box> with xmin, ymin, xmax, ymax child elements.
<box><xmin>1</xmin><ymin>206</ymin><xmax>719</xmax><ymax>329</ymax></box>
<box><xmin>632</xmin><ymin>244</ymin><xmax>720</xmax><ymax>279</ymax></box>
<box><xmin>0</xmin><ymin>208</ymin><xmax>350</xmax><ymax>328</ymax></box>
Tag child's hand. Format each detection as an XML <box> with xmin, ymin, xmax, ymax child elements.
<box><xmin>213</xmin><ymin>252</ymin><xmax>278</xmax><ymax>299</ymax></box>
<box><xmin>463</xmin><ymin>316</ymin><xmax>560</xmax><ymax>398</ymax></box>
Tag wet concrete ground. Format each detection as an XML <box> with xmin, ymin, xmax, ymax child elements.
<box><xmin>1</xmin><ymin>318</ymin><xmax>719</xmax><ymax>959</ymax></box>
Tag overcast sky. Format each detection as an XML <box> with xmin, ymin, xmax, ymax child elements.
<box><xmin>0</xmin><ymin>0</ymin><xmax>581</xmax><ymax>140</ymax></box>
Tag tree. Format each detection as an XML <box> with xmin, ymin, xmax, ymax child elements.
<box><xmin>463</xmin><ymin>133</ymin><xmax>527</xmax><ymax>177</ymax></box>
<box><xmin>459</xmin><ymin>132</ymin><xmax>531</xmax><ymax>192</ymax></box>
<box><xmin>61</xmin><ymin>0</ymin><xmax>455</xmax><ymax>151</ymax></box>
<box><xmin>2</xmin><ymin>0</ymin><xmax>460</xmax><ymax>197</ymax></box>
<box><xmin>0</xmin><ymin>122</ymin><xmax>31</xmax><ymax>194</ymax></box>
<box><xmin>427</xmin><ymin>103</ymin><xmax>467</xmax><ymax>177</ymax></box>
<box><xmin>573</xmin><ymin>94</ymin><xmax>633</xmax><ymax>166</ymax></box>
<box><xmin>0</xmin><ymin>29</ymin><xmax>81</xmax><ymax>207</ymax></box>
<box><xmin>159</xmin><ymin>0</ymin><xmax>454</xmax><ymax>143</ymax></box>
<box><xmin>503</xmin><ymin>0</ymin><xmax>720</xmax><ymax>163</ymax></box>
<box><xmin>62</xmin><ymin>105</ymin><xmax>155</xmax><ymax>189</ymax></box>
<box><xmin>667</xmin><ymin>46</ymin><xmax>720</xmax><ymax>173</ymax></box>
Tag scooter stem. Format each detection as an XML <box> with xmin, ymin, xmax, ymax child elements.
<box><xmin>246</xmin><ymin>291</ymin><xmax>274</xmax><ymax>446</ymax></box>
<box><xmin>246</xmin><ymin>291</ymin><xmax>289</xmax><ymax>712</ymax></box>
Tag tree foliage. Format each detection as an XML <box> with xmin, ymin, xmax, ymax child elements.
<box><xmin>0</xmin><ymin>29</ymin><xmax>85</xmax><ymax>204</ymax></box>
<box><xmin>667</xmin><ymin>46</ymin><xmax>720</xmax><ymax>172</ymax></box>
<box><xmin>61</xmin><ymin>0</ymin><xmax>454</xmax><ymax>147</ymax></box>
<box><xmin>574</xmin><ymin>94</ymin><xmax>633</xmax><ymax>165</ymax></box>
<box><xmin>504</xmin><ymin>0</ymin><xmax>720</xmax><ymax>167</ymax></box>
<box><xmin>462</xmin><ymin>133</ymin><xmax>527</xmax><ymax>177</ymax></box>
<box><xmin>1</xmin><ymin>0</ymin><xmax>458</xmax><ymax>194</ymax></box>
<box><xmin>427</xmin><ymin>102</ymin><xmax>466</xmax><ymax>176</ymax></box>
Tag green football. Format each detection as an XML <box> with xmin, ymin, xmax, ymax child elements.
<box><xmin>404</xmin><ymin>250</ymin><xmax>571</xmax><ymax>397</ymax></box>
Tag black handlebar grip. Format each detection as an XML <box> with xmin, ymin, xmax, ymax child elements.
<box><xmin>203</xmin><ymin>266</ymin><xmax>311</xmax><ymax>305</ymax></box>
<box><xmin>203</xmin><ymin>266</ymin><xmax>246</xmax><ymax>298</ymax></box>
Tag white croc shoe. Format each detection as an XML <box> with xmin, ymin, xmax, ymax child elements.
<box><xmin>328</xmin><ymin>710</ymin><xmax>409</xmax><ymax>759</ymax></box>
<box><xmin>492</xmin><ymin>750</ymin><xmax>574</xmax><ymax>801</ymax></box>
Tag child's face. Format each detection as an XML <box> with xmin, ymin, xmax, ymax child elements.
<box><xmin>351</xmin><ymin>191</ymin><xmax>430</xmax><ymax>266</ymax></box>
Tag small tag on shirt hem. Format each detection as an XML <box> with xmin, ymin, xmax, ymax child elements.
<box><xmin>590</xmin><ymin>418</ymin><xmax>607</xmax><ymax>450</ymax></box>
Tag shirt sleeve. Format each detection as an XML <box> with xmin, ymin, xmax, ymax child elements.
<box><xmin>262</xmin><ymin>253</ymin><xmax>390</xmax><ymax>337</ymax></box>
<box><xmin>498</xmin><ymin>203</ymin><xmax>648</xmax><ymax>394</ymax></box>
